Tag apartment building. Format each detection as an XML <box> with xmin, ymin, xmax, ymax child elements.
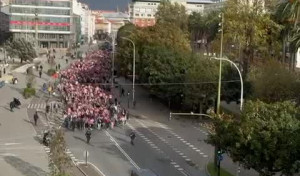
<box><xmin>129</xmin><ymin>0</ymin><xmax>214</xmax><ymax>27</ymax></box>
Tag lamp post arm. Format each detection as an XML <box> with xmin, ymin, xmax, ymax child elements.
<box><xmin>211</xmin><ymin>57</ymin><xmax>244</xmax><ymax>111</ymax></box>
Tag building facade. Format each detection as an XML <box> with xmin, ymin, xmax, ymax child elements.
<box><xmin>93</xmin><ymin>10</ymin><xmax>130</xmax><ymax>34</ymax></box>
<box><xmin>0</xmin><ymin>11</ymin><xmax>10</xmax><ymax>45</ymax></box>
<box><xmin>1</xmin><ymin>0</ymin><xmax>73</xmax><ymax>48</ymax></box>
<box><xmin>129</xmin><ymin>0</ymin><xmax>214</xmax><ymax>27</ymax></box>
<box><xmin>73</xmin><ymin>1</ymin><xmax>95</xmax><ymax>44</ymax></box>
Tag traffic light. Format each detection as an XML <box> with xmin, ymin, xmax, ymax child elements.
<box><xmin>217</xmin><ymin>149</ymin><xmax>224</xmax><ymax>162</ymax></box>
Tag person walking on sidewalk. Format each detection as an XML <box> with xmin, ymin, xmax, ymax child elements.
<box><xmin>129</xmin><ymin>131</ymin><xmax>136</xmax><ymax>145</ymax></box>
<box><xmin>34</xmin><ymin>111</ymin><xmax>39</xmax><ymax>126</ymax></box>
<box><xmin>39</xmin><ymin>70</ymin><xmax>42</xmax><ymax>78</ymax></box>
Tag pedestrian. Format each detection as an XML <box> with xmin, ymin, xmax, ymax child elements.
<box><xmin>66</xmin><ymin>58</ymin><xmax>68</xmax><ymax>64</ymax></box>
<box><xmin>34</xmin><ymin>111</ymin><xmax>39</xmax><ymax>126</ymax></box>
<box><xmin>129</xmin><ymin>131</ymin><xmax>136</xmax><ymax>145</ymax></box>
<box><xmin>85</xmin><ymin>128</ymin><xmax>92</xmax><ymax>144</ymax></box>
<box><xmin>55</xmin><ymin>65</ymin><xmax>58</xmax><ymax>71</ymax></box>
<box><xmin>39</xmin><ymin>70</ymin><xmax>42</xmax><ymax>78</ymax></box>
<box><xmin>121</xmin><ymin>88</ymin><xmax>125</xmax><ymax>97</ymax></box>
<box><xmin>46</xmin><ymin>104</ymin><xmax>50</xmax><ymax>114</ymax></box>
<box><xmin>58</xmin><ymin>63</ymin><xmax>61</xmax><ymax>70</ymax></box>
<box><xmin>3</xmin><ymin>68</ymin><xmax>6</xmax><ymax>74</ymax></box>
<box><xmin>40</xmin><ymin>65</ymin><xmax>43</xmax><ymax>71</ymax></box>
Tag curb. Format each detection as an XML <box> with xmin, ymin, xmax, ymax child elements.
<box><xmin>76</xmin><ymin>161</ymin><xmax>106</xmax><ymax>176</ymax></box>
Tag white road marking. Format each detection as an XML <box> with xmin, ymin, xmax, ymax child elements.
<box><xmin>105</xmin><ymin>130</ymin><xmax>140</xmax><ymax>170</ymax></box>
<box><xmin>0</xmin><ymin>143</ymin><xmax>21</xmax><ymax>146</ymax></box>
<box><xmin>174</xmin><ymin>165</ymin><xmax>180</xmax><ymax>168</ymax></box>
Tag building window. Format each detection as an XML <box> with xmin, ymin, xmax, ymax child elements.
<box><xmin>141</xmin><ymin>14</ymin><xmax>144</xmax><ymax>16</ymax></box>
<box><xmin>147</xmin><ymin>14</ymin><xmax>151</xmax><ymax>17</ymax></box>
<box><xmin>135</xmin><ymin>13</ymin><xmax>139</xmax><ymax>16</ymax></box>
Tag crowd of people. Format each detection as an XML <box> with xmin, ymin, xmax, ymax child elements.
<box><xmin>58</xmin><ymin>50</ymin><xmax>127</xmax><ymax>130</ymax></box>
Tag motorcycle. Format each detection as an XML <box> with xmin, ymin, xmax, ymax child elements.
<box><xmin>9</xmin><ymin>98</ymin><xmax>21</xmax><ymax>112</ymax></box>
<box><xmin>42</xmin><ymin>130</ymin><xmax>52</xmax><ymax>146</ymax></box>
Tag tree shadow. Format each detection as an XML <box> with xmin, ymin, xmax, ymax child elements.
<box><xmin>4</xmin><ymin>155</ymin><xmax>48</xmax><ymax>176</ymax></box>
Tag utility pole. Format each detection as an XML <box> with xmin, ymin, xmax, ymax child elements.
<box><xmin>216</xmin><ymin>13</ymin><xmax>224</xmax><ymax>114</ymax></box>
<box><xmin>215</xmin><ymin>12</ymin><xmax>224</xmax><ymax>176</ymax></box>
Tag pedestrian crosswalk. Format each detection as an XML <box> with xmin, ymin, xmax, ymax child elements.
<box><xmin>27</xmin><ymin>103</ymin><xmax>46</xmax><ymax>109</ymax></box>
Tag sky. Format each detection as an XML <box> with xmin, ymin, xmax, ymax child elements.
<box><xmin>79</xmin><ymin>0</ymin><xmax>131</xmax><ymax>11</ymax></box>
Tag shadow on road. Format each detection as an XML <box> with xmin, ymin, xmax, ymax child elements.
<box><xmin>23</xmin><ymin>118</ymin><xmax>33</xmax><ymax>125</ymax></box>
<box><xmin>4</xmin><ymin>155</ymin><xmax>48</xmax><ymax>176</ymax></box>
<box><xmin>73</xmin><ymin>135</ymin><xmax>94</xmax><ymax>146</ymax></box>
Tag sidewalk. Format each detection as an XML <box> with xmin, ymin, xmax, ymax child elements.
<box><xmin>114</xmin><ymin>77</ymin><xmax>258</xmax><ymax>176</ymax></box>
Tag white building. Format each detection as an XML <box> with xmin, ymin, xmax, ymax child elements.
<box><xmin>72</xmin><ymin>0</ymin><xmax>95</xmax><ymax>43</ymax></box>
<box><xmin>93</xmin><ymin>10</ymin><xmax>130</xmax><ymax>34</ymax></box>
<box><xmin>129</xmin><ymin>0</ymin><xmax>214</xmax><ymax>27</ymax></box>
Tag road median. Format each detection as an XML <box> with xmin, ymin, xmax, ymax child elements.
<box><xmin>77</xmin><ymin>162</ymin><xmax>105</xmax><ymax>176</ymax></box>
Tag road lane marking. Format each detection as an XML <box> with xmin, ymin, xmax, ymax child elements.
<box><xmin>105</xmin><ymin>130</ymin><xmax>140</xmax><ymax>170</ymax></box>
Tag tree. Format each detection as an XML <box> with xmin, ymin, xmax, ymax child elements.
<box><xmin>49</xmin><ymin>129</ymin><xmax>71</xmax><ymax>175</ymax></box>
<box><xmin>143</xmin><ymin>45</ymin><xmax>189</xmax><ymax>108</ymax></box>
<box><xmin>188</xmin><ymin>11</ymin><xmax>219</xmax><ymax>52</ymax></box>
<box><xmin>183</xmin><ymin>56</ymin><xmax>218</xmax><ymax>112</ymax></box>
<box><xmin>248</xmin><ymin>60</ymin><xmax>299</xmax><ymax>103</ymax></box>
<box><xmin>216</xmin><ymin>0</ymin><xmax>282</xmax><ymax>75</ymax></box>
<box><xmin>208</xmin><ymin>100</ymin><xmax>300</xmax><ymax>176</ymax></box>
<box><xmin>4</xmin><ymin>37</ymin><xmax>37</xmax><ymax>63</ymax></box>
<box><xmin>155</xmin><ymin>0</ymin><xmax>188</xmax><ymax>31</ymax></box>
<box><xmin>275</xmin><ymin>0</ymin><xmax>300</xmax><ymax>69</ymax></box>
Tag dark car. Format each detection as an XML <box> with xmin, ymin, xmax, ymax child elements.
<box><xmin>131</xmin><ymin>169</ymin><xmax>158</xmax><ymax>176</ymax></box>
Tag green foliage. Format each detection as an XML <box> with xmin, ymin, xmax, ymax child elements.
<box><xmin>248</xmin><ymin>60</ymin><xmax>298</xmax><ymax>103</ymax></box>
<box><xmin>144</xmin><ymin>45</ymin><xmax>189</xmax><ymax>102</ymax></box>
<box><xmin>49</xmin><ymin>129</ymin><xmax>71</xmax><ymax>175</ymax></box>
<box><xmin>156</xmin><ymin>0</ymin><xmax>188</xmax><ymax>31</ymax></box>
<box><xmin>207</xmin><ymin>162</ymin><xmax>233</xmax><ymax>176</ymax></box>
<box><xmin>23</xmin><ymin>87</ymin><xmax>36</xmax><ymax>99</ymax></box>
<box><xmin>184</xmin><ymin>56</ymin><xmax>218</xmax><ymax>111</ymax></box>
<box><xmin>4</xmin><ymin>37</ymin><xmax>37</xmax><ymax>63</ymax></box>
<box><xmin>47</xmin><ymin>69</ymin><xmax>56</xmax><ymax>76</ymax></box>
<box><xmin>188</xmin><ymin>11</ymin><xmax>219</xmax><ymax>50</ymax></box>
<box><xmin>219</xmin><ymin>0</ymin><xmax>282</xmax><ymax>74</ymax></box>
<box><xmin>208</xmin><ymin>100</ymin><xmax>300</xmax><ymax>175</ymax></box>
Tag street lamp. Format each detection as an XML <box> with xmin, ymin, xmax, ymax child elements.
<box><xmin>210</xmin><ymin>56</ymin><xmax>244</xmax><ymax>111</ymax></box>
<box><xmin>121</xmin><ymin>37</ymin><xmax>136</xmax><ymax>107</ymax></box>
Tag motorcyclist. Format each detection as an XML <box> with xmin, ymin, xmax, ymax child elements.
<box><xmin>43</xmin><ymin>130</ymin><xmax>50</xmax><ymax>146</ymax></box>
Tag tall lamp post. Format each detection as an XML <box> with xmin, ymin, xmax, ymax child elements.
<box><xmin>210</xmin><ymin>56</ymin><xmax>244</xmax><ymax>111</ymax></box>
<box><xmin>121</xmin><ymin>37</ymin><xmax>136</xmax><ymax>107</ymax></box>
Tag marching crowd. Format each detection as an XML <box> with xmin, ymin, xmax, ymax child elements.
<box><xmin>58</xmin><ymin>50</ymin><xmax>127</xmax><ymax>131</ymax></box>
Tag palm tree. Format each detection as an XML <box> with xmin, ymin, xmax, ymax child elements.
<box><xmin>276</xmin><ymin>0</ymin><xmax>300</xmax><ymax>70</ymax></box>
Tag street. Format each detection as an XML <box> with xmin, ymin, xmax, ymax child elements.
<box><xmin>63</xmin><ymin>76</ymin><xmax>258</xmax><ymax>176</ymax></box>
